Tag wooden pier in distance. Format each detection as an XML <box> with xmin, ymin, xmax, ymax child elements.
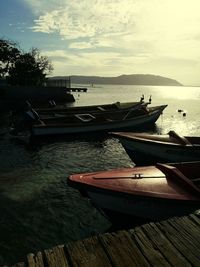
<box><xmin>67</xmin><ymin>87</ymin><xmax>88</xmax><ymax>93</ymax></box>
<box><xmin>45</xmin><ymin>77</ymin><xmax>88</xmax><ymax>92</ymax></box>
<box><xmin>5</xmin><ymin>212</ymin><xmax>200</xmax><ymax>267</ymax></box>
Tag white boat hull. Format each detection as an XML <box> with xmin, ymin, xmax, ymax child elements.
<box><xmin>120</xmin><ymin>138</ymin><xmax>200</xmax><ymax>165</ymax></box>
<box><xmin>87</xmin><ymin>189</ymin><xmax>199</xmax><ymax>220</ymax></box>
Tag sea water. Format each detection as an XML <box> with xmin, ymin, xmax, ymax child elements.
<box><xmin>0</xmin><ymin>84</ymin><xmax>199</xmax><ymax>265</ymax></box>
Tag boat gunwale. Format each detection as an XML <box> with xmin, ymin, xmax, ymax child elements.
<box><xmin>111</xmin><ymin>133</ymin><xmax>200</xmax><ymax>149</ymax></box>
<box><xmin>68</xmin><ymin>175</ymin><xmax>200</xmax><ymax>201</ymax></box>
<box><xmin>68</xmin><ymin>160</ymin><xmax>200</xmax><ymax>201</ymax></box>
<box><xmin>35</xmin><ymin>100</ymin><xmax>147</xmax><ymax>113</ymax></box>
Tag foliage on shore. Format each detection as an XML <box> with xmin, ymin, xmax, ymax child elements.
<box><xmin>0</xmin><ymin>39</ymin><xmax>53</xmax><ymax>86</ymax></box>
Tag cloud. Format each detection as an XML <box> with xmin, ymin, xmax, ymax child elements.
<box><xmin>43</xmin><ymin>45</ymin><xmax>200</xmax><ymax>85</ymax></box>
<box><xmin>21</xmin><ymin>0</ymin><xmax>200</xmax><ymax>84</ymax></box>
<box><xmin>43</xmin><ymin>48</ymin><xmax>154</xmax><ymax>77</ymax></box>
<box><xmin>28</xmin><ymin>0</ymin><xmax>200</xmax><ymax>52</ymax></box>
<box><xmin>69</xmin><ymin>42</ymin><xmax>94</xmax><ymax>49</ymax></box>
<box><xmin>22</xmin><ymin>0</ymin><xmax>64</xmax><ymax>15</ymax></box>
<box><xmin>30</xmin><ymin>0</ymin><xmax>136</xmax><ymax>40</ymax></box>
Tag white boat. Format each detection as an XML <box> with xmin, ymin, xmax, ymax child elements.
<box><xmin>111</xmin><ymin>131</ymin><xmax>200</xmax><ymax>165</ymax></box>
<box><xmin>31</xmin><ymin>105</ymin><xmax>167</xmax><ymax>137</ymax></box>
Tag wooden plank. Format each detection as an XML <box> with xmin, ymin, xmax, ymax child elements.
<box><xmin>166</xmin><ymin>216</ymin><xmax>200</xmax><ymax>249</ymax></box>
<box><xmin>12</xmin><ymin>263</ymin><xmax>25</xmax><ymax>267</ymax></box>
<box><xmin>11</xmin><ymin>263</ymin><xmax>25</xmax><ymax>267</ymax></box>
<box><xmin>27</xmin><ymin>252</ymin><xmax>44</xmax><ymax>267</ymax></box>
<box><xmin>169</xmin><ymin>216</ymin><xmax>200</xmax><ymax>246</ymax></box>
<box><xmin>130</xmin><ymin>226</ymin><xmax>171</xmax><ymax>267</ymax></box>
<box><xmin>99</xmin><ymin>230</ymin><xmax>150</xmax><ymax>267</ymax></box>
<box><xmin>44</xmin><ymin>245</ymin><xmax>69</xmax><ymax>267</ymax></box>
<box><xmin>138</xmin><ymin>222</ymin><xmax>192</xmax><ymax>267</ymax></box>
<box><xmin>158</xmin><ymin>219</ymin><xmax>200</xmax><ymax>266</ymax></box>
<box><xmin>66</xmin><ymin>235</ymin><xmax>112</xmax><ymax>267</ymax></box>
<box><xmin>130</xmin><ymin>227</ymin><xmax>170</xmax><ymax>267</ymax></box>
<box><xmin>189</xmin><ymin>214</ymin><xmax>200</xmax><ymax>226</ymax></box>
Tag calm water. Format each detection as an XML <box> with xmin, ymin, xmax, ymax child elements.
<box><xmin>0</xmin><ymin>84</ymin><xmax>200</xmax><ymax>265</ymax></box>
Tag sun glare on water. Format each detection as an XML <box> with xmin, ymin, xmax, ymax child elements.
<box><xmin>157</xmin><ymin>86</ymin><xmax>200</xmax><ymax>101</ymax></box>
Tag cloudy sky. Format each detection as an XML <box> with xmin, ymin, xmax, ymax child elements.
<box><xmin>1</xmin><ymin>0</ymin><xmax>200</xmax><ymax>85</ymax></box>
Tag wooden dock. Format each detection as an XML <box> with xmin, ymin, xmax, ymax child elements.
<box><xmin>5</xmin><ymin>212</ymin><xmax>200</xmax><ymax>267</ymax></box>
<box><xmin>67</xmin><ymin>88</ymin><xmax>88</xmax><ymax>92</ymax></box>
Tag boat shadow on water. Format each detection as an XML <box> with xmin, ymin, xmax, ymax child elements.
<box><xmin>27</xmin><ymin>124</ymin><xmax>158</xmax><ymax>147</ymax></box>
<box><xmin>102</xmin><ymin>209</ymin><xmax>157</xmax><ymax>231</ymax></box>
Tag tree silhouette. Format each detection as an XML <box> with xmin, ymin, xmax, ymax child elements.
<box><xmin>0</xmin><ymin>39</ymin><xmax>20</xmax><ymax>78</ymax></box>
<box><xmin>0</xmin><ymin>39</ymin><xmax>53</xmax><ymax>86</ymax></box>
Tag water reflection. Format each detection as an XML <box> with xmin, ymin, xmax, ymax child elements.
<box><xmin>156</xmin><ymin>86</ymin><xmax>200</xmax><ymax>100</ymax></box>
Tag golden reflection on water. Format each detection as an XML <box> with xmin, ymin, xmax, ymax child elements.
<box><xmin>159</xmin><ymin>116</ymin><xmax>198</xmax><ymax>136</ymax></box>
<box><xmin>155</xmin><ymin>86</ymin><xmax>200</xmax><ymax>100</ymax></box>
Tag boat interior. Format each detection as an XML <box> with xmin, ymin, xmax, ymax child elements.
<box><xmin>36</xmin><ymin>101</ymin><xmax>145</xmax><ymax>114</ymax></box>
<box><xmin>35</xmin><ymin>105</ymin><xmax>161</xmax><ymax>126</ymax></box>
<box><xmin>157</xmin><ymin>162</ymin><xmax>200</xmax><ymax>192</ymax></box>
<box><xmin>112</xmin><ymin>130</ymin><xmax>200</xmax><ymax>146</ymax></box>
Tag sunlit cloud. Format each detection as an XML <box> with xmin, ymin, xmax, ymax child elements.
<box><xmin>28</xmin><ymin>0</ymin><xmax>200</xmax><ymax>57</ymax></box>
<box><xmin>69</xmin><ymin>42</ymin><xmax>94</xmax><ymax>49</ymax></box>
<box><xmin>31</xmin><ymin>0</ymin><xmax>135</xmax><ymax>40</ymax></box>
<box><xmin>43</xmin><ymin>46</ymin><xmax>200</xmax><ymax>85</ymax></box>
<box><xmin>43</xmin><ymin>48</ymin><xmax>157</xmax><ymax>77</ymax></box>
<box><xmin>20</xmin><ymin>0</ymin><xmax>200</xmax><ymax>84</ymax></box>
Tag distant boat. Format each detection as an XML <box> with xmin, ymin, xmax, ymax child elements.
<box><xmin>38</xmin><ymin>102</ymin><xmax>149</xmax><ymax>120</ymax></box>
<box><xmin>31</xmin><ymin>105</ymin><xmax>167</xmax><ymax>137</ymax></box>
<box><xmin>111</xmin><ymin>131</ymin><xmax>200</xmax><ymax>165</ymax></box>
<box><xmin>68</xmin><ymin>161</ymin><xmax>200</xmax><ymax>220</ymax></box>
<box><xmin>35</xmin><ymin>99</ymin><xmax>148</xmax><ymax>116</ymax></box>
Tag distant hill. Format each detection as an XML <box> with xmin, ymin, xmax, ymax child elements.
<box><xmin>50</xmin><ymin>74</ymin><xmax>182</xmax><ymax>86</ymax></box>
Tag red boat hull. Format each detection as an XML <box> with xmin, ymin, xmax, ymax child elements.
<box><xmin>68</xmin><ymin>163</ymin><xmax>200</xmax><ymax>219</ymax></box>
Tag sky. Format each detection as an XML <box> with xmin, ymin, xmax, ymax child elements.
<box><xmin>1</xmin><ymin>0</ymin><xmax>200</xmax><ymax>86</ymax></box>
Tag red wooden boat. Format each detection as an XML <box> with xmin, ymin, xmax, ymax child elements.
<box><xmin>68</xmin><ymin>161</ymin><xmax>200</xmax><ymax>220</ymax></box>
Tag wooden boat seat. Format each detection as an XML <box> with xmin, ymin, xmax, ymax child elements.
<box><xmin>97</xmin><ymin>106</ymin><xmax>106</xmax><ymax>111</ymax></box>
<box><xmin>156</xmin><ymin>163</ymin><xmax>200</xmax><ymax>193</ymax></box>
<box><xmin>192</xmin><ymin>178</ymin><xmax>200</xmax><ymax>182</ymax></box>
<box><xmin>75</xmin><ymin>114</ymin><xmax>96</xmax><ymax>122</ymax></box>
<box><xmin>168</xmin><ymin>131</ymin><xmax>192</xmax><ymax>146</ymax></box>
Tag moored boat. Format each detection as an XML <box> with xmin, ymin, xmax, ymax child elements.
<box><xmin>111</xmin><ymin>131</ymin><xmax>200</xmax><ymax>165</ymax></box>
<box><xmin>68</xmin><ymin>161</ymin><xmax>200</xmax><ymax>220</ymax></box>
<box><xmin>38</xmin><ymin>100</ymin><xmax>149</xmax><ymax>120</ymax></box>
<box><xmin>31</xmin><ymin>105</ymin><xmax>167</xmax><ymax>137</ymax></box>
<box><xmin>36</xmin><ymin>99</ymin><xmax>148</xmax><ymax>116</ymax></box>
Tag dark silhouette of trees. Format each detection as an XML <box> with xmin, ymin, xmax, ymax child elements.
<box><xmin>0</xmin><ymin>39</ymin><xmax>53</xmax><ymax>86</ymax></box>
<box><xmin>0</xmin><ymin>39</ymin><xmax>21</xmax><ymax>78</ymax></box>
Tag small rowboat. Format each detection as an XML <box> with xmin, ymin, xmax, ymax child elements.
<box><xmin>36</xmin><ymin>100</ymin><xmax>148</xmax><ymax>116</ymax></box>
<box><xmin>68</xmin><ymin>161</ymin><xmax>200</xmax><ymax>220</ymax></box>
<box><xmin>111</xmin><ymin>131</ymin><xmax>200</xmax><ymax>165</ymax></box>
<box><xmin>31</xmin><ymin>105</ymin><xmax>167</xmax><ymax>137</ymax></box>
<box><xmin>38</xmin><ymin>101</ymin><xmax>148</xmax><ymax>120</ymax></box>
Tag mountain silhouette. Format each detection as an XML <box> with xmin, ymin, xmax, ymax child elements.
<box><xmin>51</xmin><ymin>74</ymin><xmax>182</xmax><ymax>86</ymax></box>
